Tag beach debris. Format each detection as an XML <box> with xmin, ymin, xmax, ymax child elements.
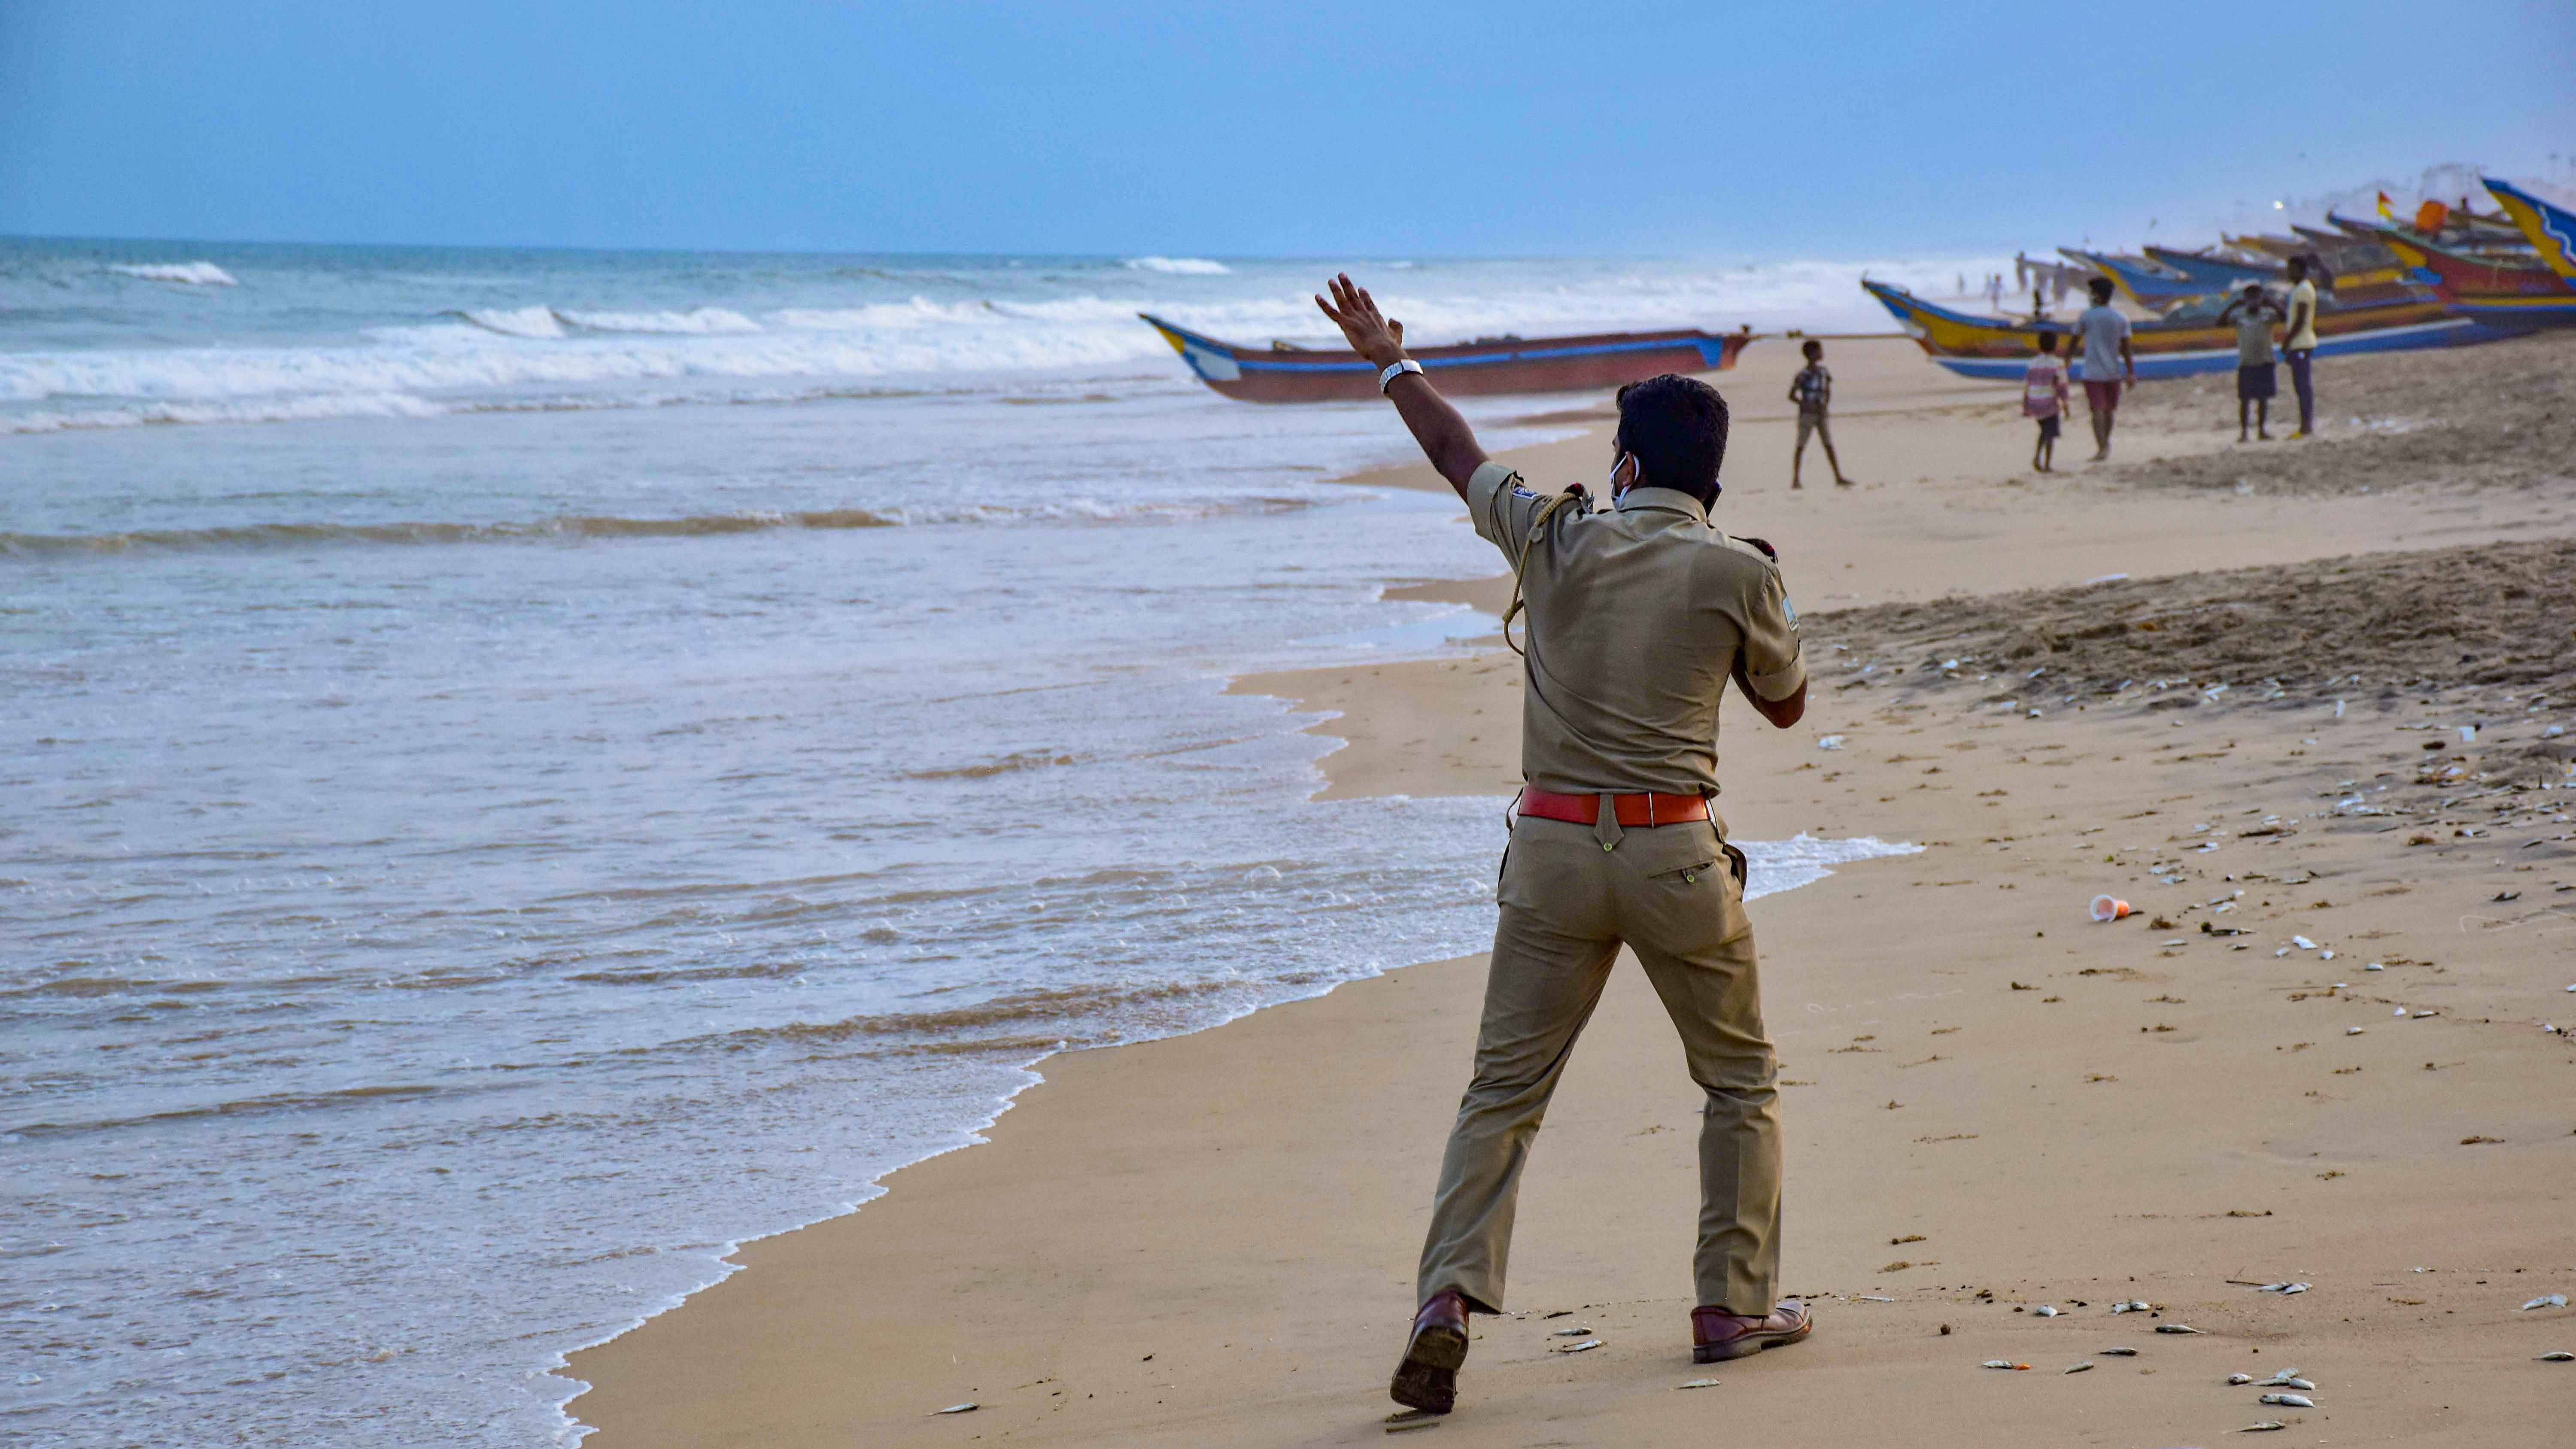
<box><xmin>2346</xmin><ymin>1027</ymin><xmax>2365</xmax><ymax>1036</ymax></box>
<box><xmin>2493</xmin><ymin>890</ymin><xmax>2521</xmax><ymax>902</ymax></box>
<box><xmin>2032</xmin><ymin>1305</ymin><xmax>2060</xmax><ymax>1317</ymax></box>
<box><xmin>2227</xmin><ymin>1374</ymin><xmax>2255</xmax><ymax>1385</ymax></box>
<box><xmin>2460</xmin><ymin>724</ymin><xmax>2479</xmax><ymax>743</ymax></box>
<box><xmin>2101</xmin><ymin>1346</ymin><xmax>2139</xmax><ymax>1356</ymax></box>
<box><xmin>1856</xmin><ymin>1295</ymin><xmax>1894</xmax><ymax>1303</ymax></box>
<box><xmin>2366</xmin><ymin>962</ymin><xmax>2384</xmax><ymax>971</ymax></box>
<box><xmin>2258</xmin><ymin>1393</ymin><xmax>2316</xmax><ymax>1408</ymax></box>
<box><xmin>2155</xmin><ymin>1324</ymin><xmax>2203</xmax><ymax>1334</ymax></box>
<box><xmin>2395</xmin><ymin>1007</ymin><xmax>2408</xmax><ymax>1017</ymax></box>
<box><xmin>2090</xmin><ymin>894</ymin><xmax>2133</xmax><ymax>922</ymax></box>
<box><xmin>2110</xmin><ymin>1300</ymin><xmax>2154</xmax><ymax>1315</ymax></box>
<box><xmin>1554</xmin><ymin>1338</ymin><xmax>1602</xmax><ymax>1354</ymax></box>
<box><xmin>2537</xmin><ymin>1351</ymin><xmax>2573</xmax><ymax>1361</ymax></box>
<box><xmin>2254</xmin><ymin>1282</ymin><xmax>2309</xmax><ymax>1295</ymax></box>
<box><xmin>1817</xmin><ymin>735</ymin><xmax>1846</xmax><ymax>750</ymax></box>
<box><xmin>1676</xmin><ymin>1377</ymin><xmax>1723</xmax><ymax>1390</ymax></box>
<box><xmin>2239</xmin><ymin>1421</ymin><xmax>2287</xmax><ymax>1433</ymax></box>
<box><xmin>934</xmin><ymin>1402</ymin><xmax>979</xmax><ymax>1415</ymax></box>
<box><xmin>1540</xmin><ymin>1309</ymin><xmax>1573</xmax><ymax>1318</ymax></box>
<box><xmin>1982</xmin><ymin>1360</ymin><xmax>2032</xmax><ymax>1370</ymax></box>
<box><xmin>1550</xmin><ymin>1325</ymin><xmax>1594</xmax><ymax>1336</ymax></box>
<box><xmin>2521</xmin><ymin>1294</ymin><xmax>2569</xmax><ymax>1311</ymax></box>
<box><xmin>2291</xmin><ymin>936</ymin><xmax>2319</xmax><ymax>950</ymax></box>
<box><xmin>2257</xmin><ymin>1374</ymin><xmax>2315</xmax><ymax>1390</ymax></box>
<box><xmin>1385</xmin><ymin>1409</ymin><xmax>1443</xmax><ymax>1432</ymax></box>
<box><xmin>2063</xmin><ymin>1361</ymin><xmax>2094</xmax><ymax>1374</ymax></box>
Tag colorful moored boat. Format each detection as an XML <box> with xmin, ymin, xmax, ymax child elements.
<box><xmin>2376</xmin><ymin>201</ymin><xmax>2576</xmax><ymax>331</ymax></box>
<box><xmin>1139</xmin><ymin>315</ymin><xmax>1749</xmax><ymax>402</ymax></box>
<box><xmin>2484</xmin><ymin>177</ymin><xmax>2576</xmax><ymax>282</ymax></box>
<box><xmin>1861</xmin><ymin>281</ymin><xmax>2498</xmax><ymax>381</ymax></box>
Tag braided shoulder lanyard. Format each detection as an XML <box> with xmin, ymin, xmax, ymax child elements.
<box><xmin>1500</xmin><ymin>491</ymin><xmax>1586</xmax><ymax>657</ymax></box>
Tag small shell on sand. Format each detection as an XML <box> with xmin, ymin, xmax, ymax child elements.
<box><xmin>2259</xmin><ymin>1393</ymin><xmax>2316</xmax><ymax>1408</ymax></box>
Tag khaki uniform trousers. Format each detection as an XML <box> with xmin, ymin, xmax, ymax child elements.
<box><xmin>1416</xmin><ymin>812</ymin><xmax>1781</xmax><ymax>1316</ymax></box>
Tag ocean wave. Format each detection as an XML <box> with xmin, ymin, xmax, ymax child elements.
<box><xmin>450</xmin><ymin>305</ymin><xmax>566</xmax><ymax>338</ymax></box>
<box><xmin>1125</xmin><ymin>256</ymin><xmax>1233</xmax><ymax>275</ymax></box>
<box><xmin>107</xmin><ymin>261</ymin><xmax>238</xmax><ymax>286</ymax></box>
<box><xmin>0</xmin><ymin>494</ymin><xmax>1327</xmax><ymax>557</ymax></box>
<box><xmin>557</xmin><ymin>307</ymin><xmax>763</xmax><ymax>335</ymax></box>
<box><xmin>4</xmin><ymin>391</ymin><xmax>446</xmax><ymax>434</ymax></box>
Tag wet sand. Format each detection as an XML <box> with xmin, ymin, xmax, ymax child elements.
<box><xmin>565</xmin><ymin>332</ymin><xmax>2576</xmax><ymax>1446</ymax></box>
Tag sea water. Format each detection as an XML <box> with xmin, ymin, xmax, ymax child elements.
<box><xmin>0</xmin><ymin>240</ymin><xmax>1934</xmax><ymax>1446</ymax></box>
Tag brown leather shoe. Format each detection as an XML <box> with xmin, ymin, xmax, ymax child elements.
<box><xmin>1691</xmin><ymin>1299</ymin><xmax>1811</xmax><ymax>1363</ymax></box>
<box><xmin>1389</xmin><ymin>1291</ymin><xmax>1469</xmax><ymax>1414</ymax></box>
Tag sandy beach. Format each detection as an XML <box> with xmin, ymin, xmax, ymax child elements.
<box><xmin>565</xmin><ymin>332</ymin><xmax>2576</xmax><ymax>1446</ymax></box>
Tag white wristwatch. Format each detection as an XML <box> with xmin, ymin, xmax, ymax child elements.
<box><xmin>1379</xmin><ymin>358</ymin><xmax>1425</xmax><ymax>393</ymax></box>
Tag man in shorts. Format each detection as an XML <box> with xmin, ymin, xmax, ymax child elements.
<box><xmin>2217</xmin><ymin>283</ymin><xmax>2283</xmax><ymax>442</ymax></box>
<box><xmin>2072</xmin><ymin>276</ymin><xmax>2135</xmax><ymax>461</ymax></box>
<box><xmin>1786</xmin><ymin>339</ymin><xmax>1850</xmax><ymax>488</ymax></box>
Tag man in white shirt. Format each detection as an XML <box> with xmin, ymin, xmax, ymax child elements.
<box><xmin>2282</xmin><ymin>257</ymin><xmax>2320</xmax><ymax>439</ymax></box>
<box><xmin>2070</xmin><ymin>276</ymin><xmax>2137</xmax><ymax>461</ymax></box>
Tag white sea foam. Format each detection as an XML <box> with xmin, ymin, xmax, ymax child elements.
<box><xmin>5</xmin><ymin>391</ymin><xmax>446</xmax><ymax>434</ymax></box>
<box><xmin>107</xmin><ymin>261</ymin><xmax>238</xmax><ymax>286</ymax></box>
<box><xmin>557</xmin><ymin>307</ymin><xmax>764</xmax><ymax>335</ymax></box>
<box><xmin>452</xmin><ymin>304</ymin><xmax>568</xmax><ymax>338</ymax></box>
<box><xmin>1126</xmin><ymin>255</ymin><xmax>1233</xmax><ymax>275</ymax></box>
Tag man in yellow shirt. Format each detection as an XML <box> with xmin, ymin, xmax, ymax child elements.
<box><xmin>2282</xmin><ymin>257</ymin><xmax>2320</xmax><ymax>438</ymax></box>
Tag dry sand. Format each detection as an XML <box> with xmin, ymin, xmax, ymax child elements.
<box><xmin>566</xmin><ymin>332</ymin><xmax>2576</xmax><ymax>1446</ymax></box>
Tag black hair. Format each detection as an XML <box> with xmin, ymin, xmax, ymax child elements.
<box><xmin>2286</xmin><ymin>255</ymin><xmax>2308</xmax><ymax>279</ymax></box>
<box><xmin>1613</xmin><ymin>374</ymin><xmax>1729</xmax><ymax>507</ymax></box>
<box><xmin>2037</xmin><ymin>331</ymin><xmax>2059</xmax><ymax>353</ymax></box>
<box><xmin>2088</xmin><ymin>276</ymin><xmax>2115</xmax><ymax>302</ymax></box>
<box><xmin>1800</xmin><ymin>338</ymin><xmax>1823</xmax><ymax>359</ymax></box>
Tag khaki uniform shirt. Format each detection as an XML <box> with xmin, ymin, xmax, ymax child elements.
<box><xmin>1467</xmin><ymin>461</ymin><xmax>1806</xmax><ymax>798</ymax></box>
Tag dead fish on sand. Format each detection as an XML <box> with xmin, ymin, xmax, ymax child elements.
<box><xmin>2063</xmin><ymin>1361</ymin><xmax>2094</xmax><ymax>1374</ymax></box>
<box><xmin>2101</xmin><ymin>1346</ymin><xmax>2140</xmax><ymax>1356</ymax></box>
<box><xmin>1676</xmin><ymin>1377</ymin><xmax>1722</xmax><ymax>1390</ymax></box>
<box><xmin>2259</xmin><ymin>1393</ymin><xmax>2317</xmax><ymax>1408</ymax></box>
<box><xmin>2239</xmin><ymin>1422</ymin><xmax>2287</xmax><ymax>1433</ymax></box>
<box><xmin>1553</xmin><ymin>1338</ymin><xmax>1602</xmax><ymax>1354</ymax></box>
<box><xmin>2521</xmin><ymin>1293</ymin><xmax>2569</xmax><ymax>1311</ymax></box>
<box><xmin>2255</xmin><ymin>1282</ymin><xmax>2309</xmax><ymax>1294</ymax></box>
<box><xmin>2227</xmin><ymin>1374</ymin><xmax>2255</xmax><ymax>1385</ymax></box>
<box><xmin>2109</xmin><ymin>1299</ymin><xmax>2154</xmax><ymax>1314</ymax></box>
<box><xmin>1981</xmin><ymin>1359</ymin><xmax>2032</xmax><ymax>1370</ymax></box>
<box><xmin>2256</xmin><ymin>1370</ymin><xmax>2313</xmax><ymax>1389</ymax></box>
<box><xmin>2536</xmin><ymin>1351</ymin><xmax>2573</xmax><ymax>1361</ymax></box>
<box><xmin>933</xmin><ymin>1403</ymin><xmax>978</xmax><ymax>1415</ymax></box>
<box><xmin>1385</xmin><ymin>1409</ymin><xmax>1443</xmax><ymax>1433</ymax></box>
<box><xmin>2156</xmin><ymin>1324</ymin><xmax>2204</xmax><ymax>1334</ymax></box>
<box><xmin>2032</xmin><ymin>1305</ymin><xmax>2059</xmax><ymax>1317</ymax></box>
<box><xmin>1550</xmin><ymin>1325</ymin><xmax>1594</xmax><ymax>1336</ymax></box>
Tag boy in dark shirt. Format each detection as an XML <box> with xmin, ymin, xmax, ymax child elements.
<box><xmin>1786</xmin><ymin>340</ymin><xmax>1850</xmax><ymax>488</ymax></box>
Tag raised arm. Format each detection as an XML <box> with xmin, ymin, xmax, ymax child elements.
<box><xmin>1315</xmin><ymin>273</ymin><xmax>1487</xmax><ymax>497</ymax></box>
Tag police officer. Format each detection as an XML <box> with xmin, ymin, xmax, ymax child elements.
<box><xmin>1311</xmin><ymin>276</ymin><xmax>1812</xmax><ymax>1416</ymax></box>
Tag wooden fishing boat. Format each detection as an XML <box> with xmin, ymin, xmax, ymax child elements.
<box><xmin>1861</xmin><ymin>280</ymin><xmax>2500</xmax><ymax>381</ymax></box>
<box><xmin>2059</xmin><ymin>248</ymin><xmax>2211</xmax><ymax>308</ymax></box>
<box><xmin>2485</xmin><ymin>176</ymin><xmax>2576</xmax><ymax>281</ymax></box>
<box><xmin>1138</xmin><ymin>315</ymin><xmax>1749</xmax><ymax>402</ymax></box>
<box><xmin>2142</xmin><ymin>246</ymin><xmax>2279</xmax><ymax>288</ymax></box>
<box><xmin>2375</xmin><ymin>210</ymin><xmax>2576</xmax><ymax>330</ymax></box>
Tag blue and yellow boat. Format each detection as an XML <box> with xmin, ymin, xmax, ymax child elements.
<box><xmin>2485</xmin><ymin>177</ymin><xmax>2576</xmax><ymax>284</ymax></box>
<box><xmin>1862</xmin><ymin>280</ymin><xmax>2496</xmax><ymax>381</ymax></box>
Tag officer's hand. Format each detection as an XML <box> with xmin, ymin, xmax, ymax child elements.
<box><xmin>1315</xmin><ymin>273</ymin><xmax>1406</xmax><ymax>367</ymax></box>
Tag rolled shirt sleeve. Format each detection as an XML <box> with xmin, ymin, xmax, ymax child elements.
<box><xmin>1467</xmin><ymin>460</ymin><xmax>1551</xmax><ymax>561</ymax></box>
<box><xmin>1738</xmin><ymin>565</ymin><xmax>1807</xmax><ymax>702</ymax></box>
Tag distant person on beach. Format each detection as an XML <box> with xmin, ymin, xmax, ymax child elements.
<box><xmin>2218</xmin><ymin>283</ymin><xmax>2284</xmax><ymax>442</ymax></box>
<box><xmin>2023</xmin><ymin>332</ymin><xmax>2069</xmax><ymax>471</ymax></box>
<box><xmin>2072</xmin><ymin>276</ymin><xmax>2136</xmax><ymax>461</ymax></box>
<box><xmin>1311</xmin><ymin>274</ymin><xmax>1813</xmax><ymax>1417</ymax></box>
<box><xmin>1786</xmin><ymin>340</ymin><xmax>1850</xmax><ymax>488</ymax></box>
<box><xmin>2282</xmin><ymin>257</ymin><xmax>2319</xmax><ymax>438</ymax></box>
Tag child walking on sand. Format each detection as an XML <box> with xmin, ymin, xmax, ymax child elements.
<box><xmin>2023</xmin><ymin>332</ymin><xmax>2069</xmax><ymax>472</ymax></box>
<box><xmin>1787</xmin><ymin>339</ymin><xmax>1850</xmax><ymax>488</ymax></box>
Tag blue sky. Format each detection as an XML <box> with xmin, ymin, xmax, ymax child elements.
<box><xmin>3</xmin><ymin>0</ymin><xmax>2570</xmax><ymax>258</ymax></box>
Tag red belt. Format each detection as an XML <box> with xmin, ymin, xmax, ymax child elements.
<box><xmin>1516</xmin><ymin>787</ymin><xmax>1708</xmax><ymax>828</ymax></box>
